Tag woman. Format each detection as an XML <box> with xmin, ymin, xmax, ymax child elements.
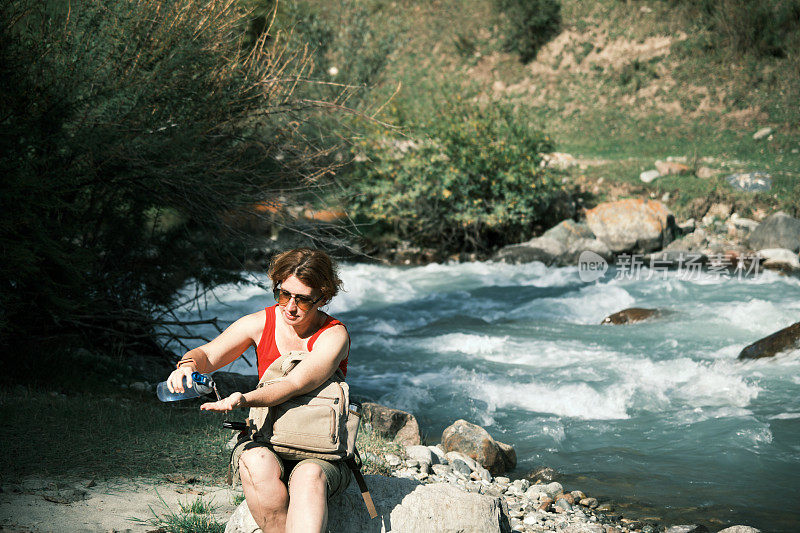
<box><xmin>165</xmin><ymin>248</ymin><xmax>350</xmax><ymax>533</ymax></box>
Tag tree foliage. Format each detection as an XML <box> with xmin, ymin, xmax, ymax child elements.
<box><xmin>0</xmin><ymin>0</ymin><xmax>342</xmax><ymax>373</ymax></box>
<box><xmin>494</xmin><ymin>0</ymin><xmax>562</xmax><ymax>63</ymax></box>
<box><xmin>347</xmin><ymin>94</ymin><xmax>564</xmax><ymax>255</ymax></box>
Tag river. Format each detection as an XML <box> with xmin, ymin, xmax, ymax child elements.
<box><xmin>176</xmin><ymin>260</ymin><xmax>800</xmax><ymax>531</ymax></box>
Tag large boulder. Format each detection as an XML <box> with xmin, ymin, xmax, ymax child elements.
<box><xmin>747</xmin><ymin>212</ymin><xmax>800</xmax><ymax>253</ymax></box>
<box><xmin>225</xmin><ymin>476</ymin><xmax>511</xmax><ymax>533</ymax></box>
<box><xmin>441</xmin><ymin>419</ymin><xmax>516</xmax><ymax>475</ymax></box>
<box><xmin>563</xmin><ymin>238</ymin><xmax>613</xmax><ymax>265</ymax></box>
<box><xmin>738</xmin><ymin>321</ymin><xmax>800</xmax><ymax>360</ymax></box>
<box><xmin>362</xmin><ymin>403</ymin><xmax>421</xmax><ymax>446</ymax></box>
<box><xmin>585</xmin><ymin>199</ymin><xmax>675</xmax><ymax>253</ymax></box>
<box><xmin>542</xmin><ymin>220</ymin><xmax>595</xmax><ymax>247</ymax></box>
<box><xmin>494</xmin><ymin>237</ymin><xmax>566</xmax><ymax>266</ymax></box>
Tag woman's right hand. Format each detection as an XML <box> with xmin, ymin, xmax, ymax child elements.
<box><xmin>166</xmin><ymin>364</ymin><xmax>196</xmax><ymax>394</ymax></box>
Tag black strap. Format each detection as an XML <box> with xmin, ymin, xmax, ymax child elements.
<box><xmin>345</xmin><ymin>452</ymin><xmax>377</xmax><ymax>519</ymax></box>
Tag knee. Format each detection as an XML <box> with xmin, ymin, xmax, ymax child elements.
<box><xmin>239</xmin><ymin>448</ymin><xmax>282</xmax><ymax>486</ymax></box>
<box><xmin>289</xmin><ymin>463</ymin><xmax>327</xmax><ymax>498</ymax></box>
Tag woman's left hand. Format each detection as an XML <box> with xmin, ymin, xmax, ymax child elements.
<box><xmin>200</xmin><ymin>392</ymin><xmax>245</xmax><ymax>412</ymax></box>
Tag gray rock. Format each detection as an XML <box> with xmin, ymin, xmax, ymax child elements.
<box><xmin>524</xmin><ymin>485</ymin><xmax>548</xmax><ymax>500</ymax></box>
<box><xmin>758</xmin><ymin>248</ymin><xmax>800</xmax><ymax>271</ymax></box>
<box><xmin>664</xmin><ymin>525</ymin><xmax>709</xmax><ymax>533</ymax></box>
<box><xmin>730</xmin><ymin>215</ymin><xmax>760</xmax><ymax>233</ymax></box>
<box><xmin>441</xmin><ymin>419</ymin><xmax>516</xmax><ymax>475</ymax></box>
<box><xmin>475</xmin><ymin>466</ymin><xmax>493</xmax><ymax>483</ymax></box>
<box><xmin>554</xmin><ymin>498</ymin><xmax>573</xmax><ymax>512</ymax></box>
<box><xmin>738</xmin><ymin>321</ymin><xmax>800</xmax><ymax>360</ymax></box>
<box><xmin>505</xmin><ymin>484</ymin><xmax>525</xmax><ymax>497</ymax></box>
<box><xmin>362</xmin><ymin>402</ymin><xmax>421</xmax><ymax>445</ymax></box>
<box><xmin>405</xmin><ymin>445</ymin><xmax>433</xmax><ymax>465</ymax></box>
<box><xmin>543</xmin><ymin>482</ymin><xmax>563</xmax><ymax>498</ymax></box>
<box><xmin>678</xmin><ymin>218</ymin><xmax>696</xmax><ymax>234</ymax></box>
<box><xmin>717</xmin><ymin>527</ymin><xmax>761</xmax><ymax>533</ymax></box>
<box><xmin>564</xmin><ymin>238</ymin><xmax>613</xmax><ymax>265</ymax></box>
<box><xmin>431</xmin><ymin>464</ymin><xmax>453</xmax><ymax>476</ymax></box>
<box><xmin>747</xmin><ymin>212</ymin><xmax>800</xmax><ymax>252</ymax></box>
<box><xmin>428</xmin><ymin>445</ymin><xmax>447</xmax><ymax>464</ymax></box>
<box><xmin>542</xmin><ymin>220</ymin><xmax>596</xmax><ymax>248</ymax></box>
<box><xmin>445</xmin><ymin>451</ymin><xmax>477</xmax><ymax>472</ymax></box>
<box><xmin>225</xmin><ymin>477</ymin><xmax>511</xmax><ymax>533</ymax></box>
<box><xmin>451</xmin><ymin>459</ymin><xmax>472</xmax><ymax>476</ymax></box>
<box><xmin>640</xmin><ymin>169</ymin><xmax>660</xmax><ymax>183</ymax></box>
<box><xmin>585</xmin><ymin>199</ymin><xmax>675</xmax><ymax>253</ymax></box>
<box><xmin>384</xmin><ymin>454</ymin><xmax>402</xmax><ymax>467</ymax></box>
<box><xmin>511</xmin><ymin>479</ymin><xmax>530</xmax><ymax>492</ymax></box>
<box><xmin>752</xmin><ymin>127</ymin><xmax>773</xmax><ymax>140</ymax></box>
<box><xmin>495</xmin><ymin>237</ymin><xmax>566</xmax><ymax>265</ymax></box>
<box><xmin>726</xmin><ymin>172</ymin><xmax>772</xmax><ymax>192</ymax></box>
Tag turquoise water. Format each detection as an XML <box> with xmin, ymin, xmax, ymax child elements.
<box><xmin>178</xmin><ymin>261</ymin><xmax>800</xmax><ymax>531</ymax></box>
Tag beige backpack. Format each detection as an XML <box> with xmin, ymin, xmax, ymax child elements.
<box><xmin>247</xmin><ymin>351</ymin><xmax>376</xmax><ymax>517</ymax></box>
<box><xmin>247</xmin><ymin>351</ymin><xmax>359</xmax><ymax>460</ymax></box>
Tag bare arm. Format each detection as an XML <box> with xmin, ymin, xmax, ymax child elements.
<box><xmin>199</xmin><ymin>323</ymin><xmax>349</xmax><ymax>411</ymax></box>
<box><xmin>166</xmin><ymin>311</ymin><xmax>264</xmax><ymax>394</ymax></box>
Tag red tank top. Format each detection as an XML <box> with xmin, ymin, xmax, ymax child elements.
<box><xmin>256</xmin><ymin>305</ymin><xmax>348</xmax><ymax>379</ymax></box>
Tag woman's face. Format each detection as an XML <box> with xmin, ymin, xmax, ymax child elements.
<box><xmin>276</xmin><ymin>274</ymin><xmax>323</xmax><ymax>327</ymax></box>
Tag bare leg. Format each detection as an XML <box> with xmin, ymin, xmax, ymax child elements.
<box><xmin>285</xmin><ymin>462</ymin><xmax>328</xmax><ymax>533</ymax></box>
<box><xmin>238</xmin><ymin>448</ymin><xmax>288</xmax><ymax>533</ymax></box>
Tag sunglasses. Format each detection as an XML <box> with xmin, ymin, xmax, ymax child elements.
<box><xmin>273</xmin><ymin>287</ymin><xmax>323</xmax><ymax>311</ymax></box>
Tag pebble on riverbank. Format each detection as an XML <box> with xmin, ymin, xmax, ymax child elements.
<box><xmin>379</xmin><ymin>441</ymin><xmax>761</xmax><ymax>533</ymax></box>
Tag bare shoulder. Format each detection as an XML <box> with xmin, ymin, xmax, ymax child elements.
<box><xmin>313</xmin><ymin>322</ymin><xmax>349</xmax><ymax>355</ymax></box>
<box><xmin>241</xmin><ymin>308</ymin><xmax>267</xmax><ymax>339</ymax></box>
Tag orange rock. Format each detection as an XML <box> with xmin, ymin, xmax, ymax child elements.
<box><xmin>585</xmin><ymin>198</ymin><xmax>674</xmax><ymax>253</ymax></box>
<box><xmin>655</xmin><ymin>160</ymin><xmax>690</xmax><ymax>176</ymax></box>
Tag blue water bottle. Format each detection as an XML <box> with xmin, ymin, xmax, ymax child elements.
<box><xmin>156</xmin><ymin>372</ymin><xmax>216</xmax><ymax>402</ymax></box>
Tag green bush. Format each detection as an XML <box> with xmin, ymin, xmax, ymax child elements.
<box><xmin>346</xmin><ymin>94</ymin><xmax>563</xmax><ymax>254</ymax></box>
<box><xmin>494</xmin><ymin>0</ymin><xmax>562</xmax><ymax>63</ymax></box>
<box><xmin>666</xmin><ymin>0</ymin><xmax>800</xmax><ymax>57</ymax></box>
<box><xmin>0</xmin><ymin>0</ymin><xmax>345</xmax><ymax>374</ymax></box>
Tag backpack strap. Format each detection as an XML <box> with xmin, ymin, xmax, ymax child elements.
<box><xmin>345</xmin><ymin>450</ymin><xmax>377</xmax><ymax>519</ymax></box>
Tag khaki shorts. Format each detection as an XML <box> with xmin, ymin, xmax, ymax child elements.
<box><xmin>230</xmin><ymin>434</ymin><xmax>351</xmax><ymax>500</ymax></box>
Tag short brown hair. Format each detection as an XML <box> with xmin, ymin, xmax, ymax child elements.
<box><xmin>268</xmin><ymin>248</ymin><xmax>342</xmax><ymax>303</ymax></box>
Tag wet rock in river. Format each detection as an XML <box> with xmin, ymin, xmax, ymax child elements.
<box><xmin>737</xmin><ymin>321</ymin><xmax>800</xmax><ymax>360</ymax></box>
<box><xmin>601</xmin><ymin>308</ymin><xmax>661</xmax><ymax>325</ymax></box>
<box><xmin>665</xmin><ymin>525</ymin><xmax>709</xmax><ymax>533</ymax></box>
<box><xmin>758</xmin><ymin>248</ymin><xmax>800</xmax><ymax>272</ymax></box>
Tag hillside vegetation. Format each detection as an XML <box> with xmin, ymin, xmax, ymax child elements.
<box><xmin>292</xmin><ymin>0</ymin><xmax>799</xmax><ymax>247</ymax></box>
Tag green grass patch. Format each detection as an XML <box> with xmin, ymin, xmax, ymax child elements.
<box><xmin>131</xmin><ymin>493</ymin><xmax>225</xmax><ymax>533</ymax></box>
<box><xmin>0</xmin><ymin>386</ymin><xmax>236</xmax><ymax>480</ymax></box>
<box><xmin>356</xmin><ymin>422</ymin><xmax>407</xmax><ymax>476</ymax></box>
